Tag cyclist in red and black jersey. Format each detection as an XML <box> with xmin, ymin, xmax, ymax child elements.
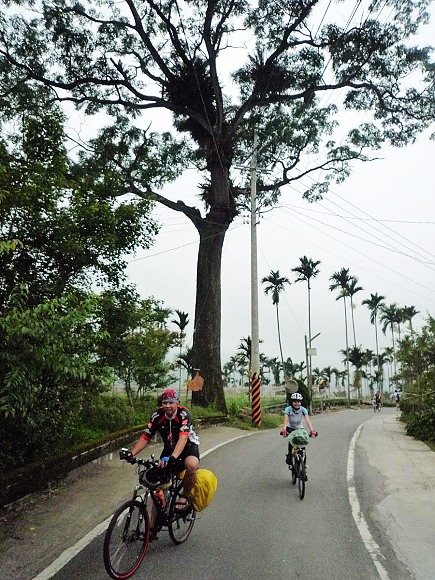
<box><xmin>128</xmin><ymin>389</ymin><xmax>200</xmax><ymax>503</ymax></box>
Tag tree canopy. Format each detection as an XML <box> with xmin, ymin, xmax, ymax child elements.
<box><xmin>1</xmin><ymin>0</ymin><xmax>434</xmax><ymax>412</ymax></box>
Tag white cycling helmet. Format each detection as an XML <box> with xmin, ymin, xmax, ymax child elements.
<box><xmin>290</xmin><ymin>392</ymin><xmax>303</xmax><ymax>401</ymax></box>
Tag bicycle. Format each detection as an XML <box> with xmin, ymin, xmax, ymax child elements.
<box><xmin>282</xmin><ymin>430</ymin><xmax>318</xmax><ymax>500</ymax></box>
<box><xmin>103</xmin><ymin>449</ymin><xmax>196</xmax><ymax>580</ymax></box>
<box><xmin>373</xmin><ymin>399</ymin><xmax>381</xmax><ymax>412</ymax></box>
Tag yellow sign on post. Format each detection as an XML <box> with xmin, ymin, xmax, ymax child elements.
<box><xmin>251</xmin><ymin>372</ymin><xmax>261</xmax><ymax>426</ymax></box>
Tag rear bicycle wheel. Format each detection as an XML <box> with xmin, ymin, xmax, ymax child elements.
<box><xmin>168</xmin><ymin>481</ymin><xmax>196</xmax><ymax>544</ymax></box>
<box><xmin>103</xmin><ymin>500</ymin><xmax>149</xmax><ymax>579</ymax></box>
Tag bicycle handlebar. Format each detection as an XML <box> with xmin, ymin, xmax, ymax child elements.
<box><xmin>119</xmin><ymin>448</ymin><xmax>160</xmax><ymax>467</ymax></box>
<box><xmin>279</xmin><ymin>430</ymin><xmax>319</xmax><ymax>438</ymax></box>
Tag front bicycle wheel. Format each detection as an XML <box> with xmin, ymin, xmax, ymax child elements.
<box><xmin>168</xmin><ymin>482</ymin><xmax>196</xmax><ymax>545</ymax></box>
<box><xmin>103</xmin><ymin>500</ymin><xmax>150</xmax><ymax>579</ymax></box>
<box><xmin>298</xmin><ymin>461</ymin><xmax>306</xmax><ymax>500</ymax></box>
<box><xmin>291</xmin><ymin>456</ymin><xmax>297</xmax><ymax>485</ymax></box>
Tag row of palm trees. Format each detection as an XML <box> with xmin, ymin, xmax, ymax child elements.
<box><xmin>171</xmin><ymin>261</ymin><xmax>419</xmax><ymax>402</ymax></box>
<box><xmin>260</xmin><ymin>259</ymin><xmax>419</xmax><ymax>402</ymax></box>
<box><xmin>221</xmin><ymin>337</ymin><xmax>397</xmax><ymax>400</ymax></box>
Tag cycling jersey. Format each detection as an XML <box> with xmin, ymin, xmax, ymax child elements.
<box><xmin>141</xmin><ymin>405</ymin><xmax>200</xmax><ymax>453</ymax></box>
<box><xmin>284</xmin><ymin>405</ymin><xmax>308</xmax><ymax>430</ymax></box>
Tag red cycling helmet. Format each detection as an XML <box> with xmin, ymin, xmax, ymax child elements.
<box><xmin>161</xmin><ymin>388</ymin><xmax>179</xmax><ymax>403</ymax></box>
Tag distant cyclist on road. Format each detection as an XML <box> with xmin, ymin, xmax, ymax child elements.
<box><xmin>373</xmin><ymin>390</ymin><xmax>382</xmax><ymax>412</ymax></box>
<box><xmin>281</xmin><ymin>392</ymin><xmax>317</xmax><ymax>467</ymax></box>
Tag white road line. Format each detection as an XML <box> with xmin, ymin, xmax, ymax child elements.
<box><xmin>348</xmin><ymin>423</ymin><xmax>390</xmax><ymax>580</ymax></box>
<box><xmin>32</xmin><ymin>430</ymin><xmax>257</xmax><ymax>580</ymax></box>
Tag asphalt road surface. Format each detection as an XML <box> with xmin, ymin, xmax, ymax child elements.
<box><xmin>47</xmin><ymin>409</ymin><xmax>411</xmax><ymax>580</ymax></box>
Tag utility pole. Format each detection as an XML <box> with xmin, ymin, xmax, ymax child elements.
<box><xmin>305</xmin><ymin>332</ymin><xmax>320</xmax><ymax>414</ymax></box>
<box><xmin>250</xmin><ymin>130</ymin><xmax>261</xmax><ymax>426</ymax></box>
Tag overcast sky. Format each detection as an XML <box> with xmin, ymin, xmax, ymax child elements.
<box><xmin>121</xmin><ymin>4</ymin><xmax>435</xmax><ymax>378</ymax></box>
<box><xmin>61</xmin><ymin>1</ymin><xmax>434</xmax><ymax>379</ymax></box>
<box><xmin>125</xmin><ymin>129</ymin><xmax>435</xmax><ymax>375</ymax></box>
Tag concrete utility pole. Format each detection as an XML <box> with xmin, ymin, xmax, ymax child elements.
<box><xmin>305</xmin><ymin>332</ymin><xmax>320</xmax><ymax>414</ymax></box>
<box><xmin>250</xmin><ymin>131</ymin><xmax>261</xmax><ymax>426</ymax></box>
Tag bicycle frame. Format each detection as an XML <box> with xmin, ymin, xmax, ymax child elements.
<box><xmin>103</xmin><ymin>452</ymin><xmax>196</xmax><ymax>579</ymax></box>
<box><xmin>290</xmin><ymin>445</ymin><xmax>307</xmax><ymax>500</ymax></box>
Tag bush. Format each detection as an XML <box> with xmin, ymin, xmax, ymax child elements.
<box><xmin>404</xmin><ymin>410</ymin><xmax>435</xmax><ymax>442</ymax></box>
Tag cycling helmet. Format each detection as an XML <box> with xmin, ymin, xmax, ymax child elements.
<box><xmin>161</xmin><ymin>388</ymin><xmax>179</xmax><ymax>403</ymax></box>
<box><xmin>140</xmin><ymin>465</ymin><xmax>170</xmax><ymax>490</ymax></box>
<box><xmin>290</xmin><ymin>392</ymin><xmax>303</xmax><ymax>401</ymax></box>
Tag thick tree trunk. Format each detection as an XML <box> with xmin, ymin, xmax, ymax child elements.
<box><xmin>190</xmin><ymin>215</ymin><xmax>229</xmax><ymax>413</ymax></box>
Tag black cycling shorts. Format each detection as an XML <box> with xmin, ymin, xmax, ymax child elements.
<box><xmin>161</xmin><ymin>442</ymin><xmax>200</xmax><ymax>473</ymax></box>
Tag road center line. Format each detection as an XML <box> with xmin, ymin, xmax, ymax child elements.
<box><xmin>347</xmin><ymin>422</ymin><xmax>390</xmax><ymax>580</ymax></box>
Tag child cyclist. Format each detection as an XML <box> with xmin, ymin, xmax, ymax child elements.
<box><xmin>281</xmin><ymin>392</ymin><xmax>318</xmax><ymax>468</ymax></box>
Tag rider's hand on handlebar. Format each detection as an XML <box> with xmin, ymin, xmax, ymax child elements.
<box><xmin>119</xmin><ymin>448</ymin><xmax>136</xmax><ymax>463</ymax></box>
<box><xmin>309</xmin><ymin>430</ymin><xmax>318</xmax><ymax>438</ymax></box>
<box><xmin>159</xmin><ymin>455</ymin><xmax>176</xmax><ymax>468</ymax></box>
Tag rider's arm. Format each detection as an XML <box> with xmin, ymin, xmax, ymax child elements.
<box><xmin>130</xmin><ymin>436</ymin><xmax>149</xmax><ymax>457</ymax></box>
<box><xmin>283</xmin><ymin>413</ymin><xmax>289</xmax><ymax>431</ymax></box>
<box><xmin>171</xmin><ymin>434</ymin><xmax>188</xmax><ymax>459</ymax></box>
<box><xmin>304</xmin><ymin>414</ymin><xmax>315</xmax><ymax>432</ymax></box>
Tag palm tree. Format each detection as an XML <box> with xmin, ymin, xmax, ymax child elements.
<box><xmin>362</xmin><ymin>292</ymin><xmax>385</xmax><ymax>390</ymax></box>
<box><xmin>329</xmin><ymin>268</ymin><xmax>352</xmax><ymax>406</ymax></box>
<box><xmin>261</xmin><ymin>270</ymin><xmax>290</xmax><ymax>380</ymax></box>
<box><xmin>347</xmin><ymin>276</ymin><xmax>363</xmax><ymax>347</ymax></box>
<box><xmin>347</xmin><ymin>345</ymin><xmax>365</xmax><ymax>402</ymax></box>
<box><xmin>171</xmin><ymin>310</ymin><xmax>190</xmax><ymax>388</ymax></box>
<box><xmin>292</xmin><ymin>256</ymin><xmax>321</xmax><ymax>401</ymax></box>
<box><xmin>177</xmin><ymin>346</ymin><xmax>194</xmax><ymax>401</ymax></box>
<box><xmin>237</xmin><ymin>336</ymin><xmax>252</xmax><ymax>369</ymax></box>
<box><xmin>331</xmin><ymin>368</ymin><xmax>347</xmax><ymax>395</ymax></box>
<box><xmin>222</xmin><ymin>359</ymin><xmax>236</xmax><ymax>387</ymax></box>
<box><xmin>380</xmin><ymin>303</ymin><xmax>400</xmax><ymax>378</ymax></box>
<box><xmin>267</xmin><ymin>356</ymin><xmax>281</xmax><ymax>386</ymax></box>
<box><xmin>341</xmin><ymin>346</ymin><xmax>364</xmax><ymax>402</ymax></box>
<box><xmin>362</xmin><ymin>348</ymin><xmax>375</xmax><ymax>398</ymax></box>
<box><xmin>401</xmin><ymin>305</ymin><xmax>419</xmax><ymax>336</ymax></box>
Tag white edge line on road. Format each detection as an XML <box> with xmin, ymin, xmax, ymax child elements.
<box><xmin>32</xmin><ymin>430</ymin><xmax>257</xmax><ymax>580</ymax></box>
<box><xmin>348</xmin><ymin>422</ymin><xmax>389</xmax><ymax>580</ymax></box>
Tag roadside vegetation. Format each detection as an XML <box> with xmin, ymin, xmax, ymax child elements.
<box><xmin>1</xmin><ymin>6</ymin><xmax>434</xmax><ymax>477</ymax></box>
<box><xmin>397</xmin><ymin>317</ymin><xmax>435</xmax><ymax>445</ymax></box>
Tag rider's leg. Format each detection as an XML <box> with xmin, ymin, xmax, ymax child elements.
<box><xmin>182</xmin><ymin>454</ymin><xmax>199</xmax><ymax>497</ymax></box>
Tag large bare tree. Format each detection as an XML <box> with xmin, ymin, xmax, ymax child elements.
<box><xmin>1</xmin><ymin>0</ymin><xmax>434</xmax><ymax>411</ymax></box>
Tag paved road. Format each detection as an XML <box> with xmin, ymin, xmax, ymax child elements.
<box><xmin>1</xmin><ymin>409</ymin><xmax>435</xmax><ymax>579</ymax></box>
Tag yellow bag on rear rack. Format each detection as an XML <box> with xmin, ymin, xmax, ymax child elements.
<box><xmin>179</xmin><ymin>468</ymin><xmax>218</xmax><ymax>512</ymax></box>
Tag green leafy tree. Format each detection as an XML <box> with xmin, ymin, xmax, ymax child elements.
<box><xmin>268</xmin><ymin>356</ymin><xmax>282</xmax><ymax>386</ymax></box>
<box><xmin>380</xmin><ymin>303</ymin><xmax>401</xmax><ymax>377</ymax></box>
<box><xmin>292</xmin><ymin>255</ymin><xmax>321</xmax><ymax>397</ymax></box>
<box><xmin>0</xmin><ymin>288</ymin><xmax>111</xmax><ymax>469</ymax></box>
<box><xmin>171</xmin><ymin>310</ymin><xmax>190</xmax><ymax>388</ymax></box>
<box><xmin>397</xmin><ymin>316</ymin><xmax>435</xmax><ymax>442</ymax></box>
<box><xmin>401</xmin><ymin>305</ymin><xmax>420</xmax><ymax>336</ymax></box>
<box><xmin>261</xmin><ymin>270</ymin><xmax>291</xmax><ymax>378</ymax></box>
<box><xmin>2</xmin><ymin>1</ymin><xmax>434</xmax><ymax>412</ymax></box>
<box><xmin>347</xmin><ymin>277</ymin><xmax>363</xmax><ymax>348</ymax></box>
<box><xmin>362</xmin><ymin>292</ymin><xmax>385</xmax><ymax>389</ymax></box>
<box><xmin>292</xmin><ymin>256</ymin><xmax>321</xmax><ymax>349</ymax></box>
<box><xmin>97</xmin><ymin>288</ymin><xmax>177</xmax><ymax>404</ymax></box>
<box><xmin>0</xmin><ymin>108</ymin><xmax>158</xmax><ymax>311</ymax></box>
<box><xmin>329</xmin><ymin>268</ymin><xmax>352</xmax><ymax>405</ymax></box>
<box><xmin>345</xmin><ymin>345</ymin><xmax>365</xmax><ymax>402</ymax></box>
